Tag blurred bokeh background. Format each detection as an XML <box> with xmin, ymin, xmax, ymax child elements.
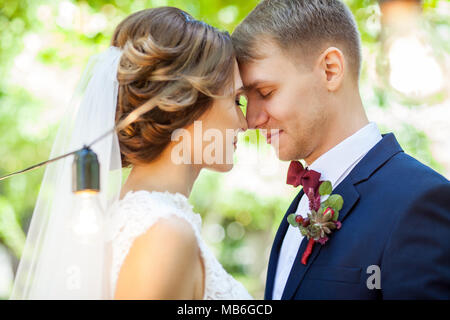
<box><xmin>0</xmin><ymin>0</ymin><xmax>449</xmax><ymax>299</ymax></box>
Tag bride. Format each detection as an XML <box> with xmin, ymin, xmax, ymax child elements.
<box><xmin>11</xmin><ymin>7</ymin><xmax>252</xmax><ymax>300</ymax></box>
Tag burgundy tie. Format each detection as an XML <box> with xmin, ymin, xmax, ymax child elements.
<box><xmin>286</xmin><ymin>161</ymin><xmax>321</xmax><ymax>189</ymax></box>
<box><xmin>286</xmin><ymin>161</ymin><xmax>322</xmax><ymax>210</ymax></box>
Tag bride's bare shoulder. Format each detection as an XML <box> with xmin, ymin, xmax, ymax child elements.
<box><xmin>114</xmin><ymin>216</ymin><xmax>202</xmax><ymax>299</ymax></box>
<box><xmin>139</xmin><ymin>216</ymin><xmax>198</xmax><ymax>250</ymax></box>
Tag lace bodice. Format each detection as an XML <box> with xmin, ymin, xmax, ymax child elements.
<box><xmin>108</xmin><ymin>190</ymin><xmax>253</xmax><ymax>300</ymax></box>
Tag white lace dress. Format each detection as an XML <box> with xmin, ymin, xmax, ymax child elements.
<box><xmin>108</xmin><ymin>190</ymin><xmax>253</xmax><ymax>300</ymax></box>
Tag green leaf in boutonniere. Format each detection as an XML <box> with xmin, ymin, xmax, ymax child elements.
<box><xmin>287</xmin><ymin>213</ymin><xmax>299</xmax><ymax>227</ymax></box>
<box><xmin>324</xmin><ymin>194</ymin><xmax>344</xmax><ymax>211</ymax></box>
<box><xmin>319</xmin><ymin>180</ymin><xmax>332</xmax><ymax>196</ymax></box>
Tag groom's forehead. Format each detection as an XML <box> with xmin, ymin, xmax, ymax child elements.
<box><xmin>239</xmin><ymin>52</ymin><xmax>294</xmax><ymax>89</ymax></box>
<box><xmin>240</xmin><ymin>62</ymin><xmax>274</xmax><ymax>89</ymax></box>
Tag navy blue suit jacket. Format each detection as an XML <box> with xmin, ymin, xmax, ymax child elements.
<box><xmin>265</xmin><ymin>133</ymin><xmax>450</xmax><ymax>299</ymax></box>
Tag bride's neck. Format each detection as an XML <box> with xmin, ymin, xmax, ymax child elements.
<box><xmin>120</xmin><ymin>146</ymin><xmax>202</xmax><ymax>200</ymax></box>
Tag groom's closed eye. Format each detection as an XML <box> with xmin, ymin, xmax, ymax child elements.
<box><xmin>257</xmin><ymin>87</ymin><xmax>276</xmax><ymax>100</ymax></box>
<box><xmin>258</xmin><ymin>89</ymin><xmax>274</xmax><ymax>99</ymax></box>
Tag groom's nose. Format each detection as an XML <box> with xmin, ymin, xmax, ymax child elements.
<box><xmin>246</xmin><ymin>100</ymin><xmax>269</xmax><ymax>129</ymax></box>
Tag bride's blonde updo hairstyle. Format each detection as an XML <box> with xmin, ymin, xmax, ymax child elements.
<box><xmin>111</xmin><ymin>7</ymin><xmax>235</xmax><ymax>167</ymax></box>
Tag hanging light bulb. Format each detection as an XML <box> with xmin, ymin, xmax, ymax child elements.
<box><xmin>67</xmin><ymin>146</ymin><xmax>111</xmax><ymax>299</ymax></box>
<box><xmin>0</xmin><ymin>126</ymin><xmax>118</xmax><ymax>298</ymax></box>
<box><xmin>71</xmin><ymin>192</ymin><xmax>102</xmax><ymax>239</ymax></box>
<box><xmin>71</xmin><ymin>147</ymin><xmax>103</xmax><ymax>240</ymax></box>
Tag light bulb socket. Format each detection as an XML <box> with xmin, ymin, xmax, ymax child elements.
<box><xmin>72</xmin><ymin>146</ymin><xmax>100</xmax><ymax>193</ymax></box>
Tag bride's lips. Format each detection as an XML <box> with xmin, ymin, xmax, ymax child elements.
<box><xmin>266</xmin><ymin>130</ymin><xmax>283</xmax><ymax>144</ymax></box>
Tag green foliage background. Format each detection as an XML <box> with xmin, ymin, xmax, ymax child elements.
<box><xmin>0</xmin><ymin>0</ymin><xmax>448</xmax><ymax>299</ymax></box>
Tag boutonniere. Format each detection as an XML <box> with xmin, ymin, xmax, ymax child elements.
<box><xmin>287</xmin><ymin>180</ymin><xmax>344</xmax><ymax>265</ymax></box>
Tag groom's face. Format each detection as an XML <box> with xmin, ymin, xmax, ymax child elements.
<box><xmin>239</xmin><ymin>40</ymin><xmax>328</xmax><ymax>162</ymax></box>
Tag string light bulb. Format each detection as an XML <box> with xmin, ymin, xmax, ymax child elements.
<box><xmin>71</xmin><ymin>147</ymin><xmax>104</xmax><ymax>240</ymax></box>
<box><xmin>69</xmin><ymin>146</ymin><xmax>111</xmax><ymax>298</ymax></box>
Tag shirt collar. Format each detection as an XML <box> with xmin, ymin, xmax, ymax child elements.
<box><xmin>306</xmin><ymin>122</ymin><xmax>382</xmax><ymax>187</ymax></box>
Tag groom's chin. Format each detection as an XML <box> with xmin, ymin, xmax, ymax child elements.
<box><xmin>277</xmin><ymin>154</ymin><xmax>293</xmax><ymax>162</ymax></box>
<box><xmin>274</xmin><ymin>146</ymin><xmax>303</xmax><ymax>163</ymax></box>
<box><xmin>272</xmin><ymin>144</ymin><xmax>292</xmax><ymax>162</ymax></box>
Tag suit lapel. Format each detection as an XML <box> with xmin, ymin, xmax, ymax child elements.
<box><xmin>278</xmin><ymin>133</ymin><xmax>404</xmax><ymax>300</ymax></box>
<box><xmin>280</xmin><ymin>175</ymin><xmax>360</xmax><ymax>299</ymax></box>
<box><xmin>264</xmin><ymin>189</ymin><xmax>304</xmax><ymax>299</ymax></box>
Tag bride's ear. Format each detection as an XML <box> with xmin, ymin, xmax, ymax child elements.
<box><xmin>317</xmin><ymin>47</ymin><xmax>345</xmax><ymax>92</ymax></box>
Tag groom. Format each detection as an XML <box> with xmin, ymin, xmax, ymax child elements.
<box><xmin>232</xmin><ymin>0</ymin><xmax>450</xmax><ymax>299</ymax></box>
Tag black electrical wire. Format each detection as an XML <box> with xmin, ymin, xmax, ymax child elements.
<box><xmin>0</xmin><ymin>96</ymin><xmax>156</xmax><ymax>183</ymax></box>
<box><xmin>0</xmin><ymin>126</ymin><xmax>115</xmax><ymax>182</ymax></box>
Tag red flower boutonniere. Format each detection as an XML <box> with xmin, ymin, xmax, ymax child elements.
<box><xmin>287</xmin><ymin>180</ymin><xmax>344</xmax><ymax>265</ymax></box>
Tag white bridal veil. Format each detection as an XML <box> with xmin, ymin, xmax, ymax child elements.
<box><xmin>10</xmin><ymin>47</ymin><xmax>123</xmax><ymax>299</ymax></box>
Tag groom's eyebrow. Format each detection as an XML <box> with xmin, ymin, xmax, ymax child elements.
<box><xmin>243</xmin><ymin>81</ymin><xmax>259</xmax><ymax>91</ymax></box>
<box><xmin>243</xmin><ymin>80</ymin><xmax>271</xmax><ymax>91</ymax></box>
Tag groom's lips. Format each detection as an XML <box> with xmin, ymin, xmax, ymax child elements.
<box><xmin>266</xmin><ymin>130</ymin><xmax>284</xmax><ymax>144</ymax></box>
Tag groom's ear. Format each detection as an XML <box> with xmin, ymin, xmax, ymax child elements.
<box><xmin>317</xmin><ymin>47</ymin><xmax>345</xmax><ymax>92</ymax></box>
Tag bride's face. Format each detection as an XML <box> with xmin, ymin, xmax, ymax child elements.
<box><xmin>185</xmin><ymin>61</ymin><xmax>248</xmax><ymax>172</ymax></box>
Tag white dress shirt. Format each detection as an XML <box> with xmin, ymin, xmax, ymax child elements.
<box><xmin>272</xmin><ymin>122</ymin><xmax>383</xmax><ymax>300</ymax></box>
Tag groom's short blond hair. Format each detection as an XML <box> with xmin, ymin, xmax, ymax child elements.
<box><xmin>232</xmin><ymin>0</ymin><xmax>362</xmax><ymax>79</ymax></box>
